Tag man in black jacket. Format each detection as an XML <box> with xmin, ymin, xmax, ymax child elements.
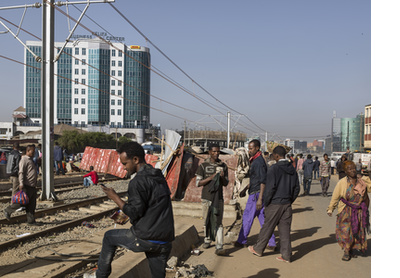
<box><xmin>6</xmin><ymin>142</ymin><xmax>21</xmax><ymax>197</ymax></box>
<box><xmin>94</xmin><ymin>142</ymin><xmax>175</xmax><ymax>278</ymax></box>
<box><xmin>248</xmin><ymin>146</ymin><xmax>300</xmax><ymax>263</ymax></box>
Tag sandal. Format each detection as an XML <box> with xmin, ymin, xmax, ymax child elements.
<box><xmin>342</xmin><ymin>253</ymin><xmax>351</xmax><ymax>261</ymax></box>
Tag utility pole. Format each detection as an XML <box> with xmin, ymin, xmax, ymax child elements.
<box><xmin>227</xmin><ymin>111</ymin><xmax>231</xmax><ymax>149</ymax></box>
<box><xmin>1</xmin><ymin>0</ymin><xmax>115</xmax><ymax>201</ymax></box>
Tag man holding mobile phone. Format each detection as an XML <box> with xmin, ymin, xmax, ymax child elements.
<box><xmin>89</xmin><ymin>142</ymin><xmax>174</xmax><ymax>278</ymax></box>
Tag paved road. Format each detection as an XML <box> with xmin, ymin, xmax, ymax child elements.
<box><xmin>185</xmin><ymin>175</ymin><xmax>371</xmax><ymax>278</ymax></box>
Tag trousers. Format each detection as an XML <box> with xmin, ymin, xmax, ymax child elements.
<box><xmin>237</xmin><ymin>192</ymin><xmax>276</xmax><ymax>247</ymax></box>
<box><xmin>5</xmin><ymin>185</ymin><xmax>37</xmax><ymax>223</ymax></box>
<box><xmin>96</xmin><ymin>228</ymin><xmax>172</xmax><ymax>278</ymax></box>
<box><xmin>253</xmin><ymin>203</ymin><xmax>293</xmax><ymax>261</ymax></box>
<box><xmin>321</xmin><ymin>177</ymin><xmax>330</xmax><ymax>194</ymax></box>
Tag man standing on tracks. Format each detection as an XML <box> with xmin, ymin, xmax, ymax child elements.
<box><xmin>6</xmin><ymin>142</ymin><xmax>21</xmax><ymax>197</ymax></box>
<box><xmin>196</xmin><ymin>143</ymin><xmax>229</xmax><ymax>256</ymax></box>
<box><xmin>4</xmin><ymin>144</ymin><xmax>39</xmax><ymax>225</ymax></box>
<box><xmin>93</xmin><ymin>142</ymin><xmax>174</xmax><ymax>278</ymax></box>
<box><xmin>248</xmin><ymin>146</ymin><xmax>300</xmax><ymax>262</ymax></box>
<box><xmin>235</xmin><ymin>139</ymin><xmax>276</xmax><ymax>250</ymax></box>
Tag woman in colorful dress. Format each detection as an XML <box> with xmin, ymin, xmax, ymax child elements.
<box><xmin>327</xmin><ymin>160</ymin><xmax>371</xmax><ymax>261</ymax></box>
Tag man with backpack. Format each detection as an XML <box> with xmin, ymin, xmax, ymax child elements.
<box><xmin>6</xmin><ymin>143</ymin><xmax>21</xmax><ymax>197</ymax></box>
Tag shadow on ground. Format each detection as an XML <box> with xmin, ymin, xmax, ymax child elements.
<box><xmin>245</xmin><ymin>268</ymin><xmax>280</xmax><ymax>278</ymax></box>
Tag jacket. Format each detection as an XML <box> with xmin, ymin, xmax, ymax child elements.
<box><xmin>83</xmin><ymin>171</ymin><xmax>99</xmax><ymax>185</ymax></box>
<box><xmin>327</xmin><ymin>176</ymin><xmax>371</xmax><ymax>215</ymax></box>
<box><xmin>302</xmin><ymin>159</ymin><xmax>314</xmax><ymax>178</ymax></box>
<box><xmin>263</xmin><ymin>160</ymin><xmax>300</xmax><ymax>207</ymax></box>
<box><xmin>122</xmin><ymin>164</ymin><xmax>175</xmax><ymax>242</ymax></box>
<box><xmin>6</xmin><ymin>150</ymin><xmax>21</xmax><ymax>176</ymax></box>
<box><xmin>54</xmin><ymin>145</ymin><xmax>63</xmax><ymax>161</ymax></box>
<box><xmin>248</xmin><ymin>155</ymin><xmax>268</xmax><ymax>195</ymax></box>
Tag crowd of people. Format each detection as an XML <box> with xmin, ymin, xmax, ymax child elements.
<box><xmin>1</xmin><ymin>140</ymin><xmax>371</xmax><ymax>277</ymax></box>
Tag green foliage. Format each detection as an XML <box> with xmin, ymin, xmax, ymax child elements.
<box><xmin>57</xmin><ymin>131</ymin><xmax>117</xmax><ymax>153</ymax></box>
<box><xmin>118</xmin><ymin>136</ymin><xmax>132</xmax><ymax>145</ymax></box>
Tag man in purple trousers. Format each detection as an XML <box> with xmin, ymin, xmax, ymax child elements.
<box><xmin>235</xmin><ymin>139</ymin><xmax>276</xmax><ymax>249</ymax></box>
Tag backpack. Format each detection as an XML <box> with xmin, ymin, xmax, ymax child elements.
<box><xmin>6</xmin><ymin>151</ymin><xmax>20</xmax><ymax>176</ymax></box>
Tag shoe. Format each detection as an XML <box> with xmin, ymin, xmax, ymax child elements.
<box><xmin>16</xmin><ymin>206</ymin><xmax>26</xmax><ymax>212</ymax></box>
<box><xmin>276</xmin><ymin>256</ymin><xmax>290</xmax><ymax>263</ymax></box>
<box><xmin>248</xmin><ymin>245</ymin><xmax>262</xmax><ymax>257</ymax></box>
<box><xmin>266</xmin><ymin>244</ymin><xmax>276</xmax><ymax>251</ymax></box>
<box><xmin>342</xmin><ymin>253</ymin><xmax>351</xmax><ymax>261</ymax></box>
<box><xmin>4</xmin><ymin>210</ymin><xmax>11</xmax><ymax>221</ymax></box>
<box><xmin>215</xmin><ymin>248</ymin><xmax>226</xmax><ymax>256</ymax></box>
<box><xmin>234</xmin><ymin>241</ymin><xmax>246</xmax><ymax>248</ymax></box>
<box><xmin>83</xmin><ymin>268</ymin><xmax>97</xmax><ymax>278</ymax></box>
<box><xmin>203</xmin><ymin>242</ymin><xmax>210</xmax><ymax>249</ymax></box>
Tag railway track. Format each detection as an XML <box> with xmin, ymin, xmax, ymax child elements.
<box><xmin>0</xmin><ymin>182</ymin><xmax>128</xmax><ymax>251</ymax></box>
<box><xmin>0</xmin><ymin>175</ymin><xmax>121</xmax><ymax>201</ymax></box>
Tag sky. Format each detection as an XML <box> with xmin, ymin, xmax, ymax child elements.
<box><xmin>0</xmin><ymin>0</ymin><xmax>371</xmax><ymax>142</ymax></box>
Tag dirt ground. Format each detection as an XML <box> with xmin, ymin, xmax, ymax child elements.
<box><xmin>176</xmin><ymin>175</ymin><xmax>371</xmax><ymax>278</ymax></box>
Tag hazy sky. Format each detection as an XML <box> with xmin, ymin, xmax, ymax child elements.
<box><xmin>0</xmin><ymin>0</ymin><xmax>371</xmax><ymax>142</ymax></box>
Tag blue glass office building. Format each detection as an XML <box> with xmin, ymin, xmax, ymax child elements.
<box><xmin>24</xmin><ymin>40</ymin><xmax>150</xmax><ymax>128</ymax></box>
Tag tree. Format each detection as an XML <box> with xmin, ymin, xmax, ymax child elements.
<box><xmin>57</xmin><ymin>131</ymin><xmax>117</xmax><ymax>153</ymax></box>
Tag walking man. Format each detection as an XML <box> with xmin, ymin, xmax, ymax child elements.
<box><xmin>196</xmin><ymin>143</ymin><xmax>229</xmax><ymax>255</ymax></box>
<box><xmin>93</xmin><ymin>142</ymin><xmax>174</xmax><ymax>278</ymax></box>
<box><xmin>6</xmin><ymin>142</ymin><xmax>21</xmax><ymax>197</ymax></box>
<box><xmin>319</xmin><ymin>154</ymin><xmax>331</xmax><ymax>197</ymax></box>
<box><xmin>313</xmin><ymin>156</ymin><xmax>320</xmax><ymax>179</ymax></box>
<box><xmin>302</xmin><ymin>154</ymin><xmax>314</xmax><ymax>196</ymax></box>
<box><xmin>248</xmin><ymin>146</ymin><xmax>300</xmax><ymax>262</ymax></box>
<box><xmin>296</xmin><ymin>154</ymin><xmax>305</xmax><ymax>188</ymax></box>
<box><xmin>235</xmin><ymin>139</ymin><xmax>276</xmax><ymax>250</ymax></box>
<box><xmin>4</xmin><ymin>144</ymin><xmax>39</xmax><ymax>225</ymax></box>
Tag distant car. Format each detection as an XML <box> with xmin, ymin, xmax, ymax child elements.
<box><xmin>142</xmin><ymin>144</ymin><xmax>162</xmax><ymax>154</ymax></box>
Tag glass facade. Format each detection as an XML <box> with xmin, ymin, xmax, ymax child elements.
<box><xmin>56</xmin><ymin>47</ymin><xmax>72</xmax><ymax>123</ymax></box>
<box><xmin>25</xmin><ymin>46</ymin><xmax>42</xmax><ymax>119</ymax></box>
<box><xmin>124</xmin><ymin>48</ymin><xmax>151</xmax><ymax>128</ymax></box>
<box><xmin>88</xmin><ymin>48</ymin><xmax>110</xmax><ymax>125</ymax></box>
<box><xmin>340</xmin><ymin>115</ymin><xmax>364</xmax><ymax>152</ymax></box>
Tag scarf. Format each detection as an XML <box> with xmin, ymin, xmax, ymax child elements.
<box><xmin>353</xmin><ymin>177</ymin><xmax>367</xmax><ymax>197</ymax></box>
<box><xmin>340</xmin><ymin>197</ymin><xmax>370</xmax><ymax>236</ymax></box>
<box><xmin>249</xmin><ymin>151</ymin><xmax>262</xmax><ymax>164</ymax></box>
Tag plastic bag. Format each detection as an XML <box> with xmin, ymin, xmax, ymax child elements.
<box><xmin>12</xmin><ymin>190</ymin><xmax>29</xmax><ymax>205</ymax></box>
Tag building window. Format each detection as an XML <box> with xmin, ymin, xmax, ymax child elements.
<box><xmin>112</xmin><ymin>60</ymin><xmax>115</xmax><ymax>67</ymax></box>
<box><xmin>81</xmin><ymin>108</ymin><xmax>85</xmax><ymax>115</ymax></box>
<box><xmin>117</xmin><ymin>99</ymin><xmax>122</xmax><ymax>105</ymax></box>
<box><xmin>74</xmin><ymin>108</ymin><xmax>78</xmax><ymax>114</ymax></box>
<box><xmin>81</xmin><ymin>99</ymin><xmax>85</xmax><ymax>105</ymax></box>
<box><xmin>82</xmin><ymin>69</ymin><xmax>86</xmax><ymax>75</ymax></box>
<box><xmin>81</xmin><ymin>79</ymin><xmax>86</xmax><ymax>85</ymax></box>
<box><xmin>82</xmin><ymin>59</ymin><xmax>86</xmax><ymax>65</ymax></box>
<box><xmin>75</xmin><ymin>48</ymin><xmax>79</xmax><ymax>55</ymax></box>
<box><xmin>112</xmin><ymin>49</ymin><xmax>116</xmax><ymax>56</ymax></box>
<box><xmin>111</xmin><ymin>100</ymin><xmax>115</xmax><ymax>105</ymax></box>
<box><xmin>74</xmin><ymin>88</ymin><xmax>79</xmax><ymax>94</ymax></box>
<box><xmin>74</xmin><ymin>78</ymin><xmax>79</xmax><ymax>84</ymax></box>
<box><xmin>111</xmin><ymin>80</ymin><xmax>115</xmax><ymax>86</ymax></box>
<box><xmin>75</xmin><ymin>69</ymin><xmax>79</xmax><ymax>75</ymax></box>
<box><xmin>118</xmin><ymin>50</ymin><xmax>122</xmax><ymax>57</ymax></box>
<box><xmin>74</xmin><ymin>98</ymin><xmax>79</xmax><ymax>104</ymax></box>
<box><xmin>75</xmin><ymin>59</ymin><xmax>79</xmax><ymax>65</ymax></box>
<box><xmin>118</xmin><ymin>70</ymin><xmax>122</xmax><ymax>76</ymax></box>
<box><xmin>111</xmin><ymin>70</ymin><xmax>115</xmax><ymax>76</ymax></box>
<box><xmin>111</xmin><ymin>109</ymin><xmax>115</xmax><ymax>115</ymax></box>
<box><xmin>118</xmin><ymin>90</ymin><xmax>122</xmax><ymax>95</ymax></box>
<box><xmin>82</xmin><ymin>48</ymin><xmax>86</xmax><ymax>55</ymax></box>
<box><xmin>111</xmin><ymin>90</ymin><xmax>115</xmax><ymax>95</ymax></box>
<box><xmin>82</xmin><ymin>88</ymin><xmax>86</xmax><ymax>95</ymax></box>
<box><xmin>118</xmin><ymin>80</ymin><xmax>122</xmax><ymax>86</ymax></box>
<box><xmin>118</xmin><ymin>109</ymin><xmax>121</xmax><ymax>115</ymax></box>
<box><xmin>118</xmin><ymin>61</ymin><xmax>122</xmax><ymax>67</ymax></box>
<box><xmin>81</xmin><ymin>121</ymin><xmax>85</xmax><ymax>126</ymax></box>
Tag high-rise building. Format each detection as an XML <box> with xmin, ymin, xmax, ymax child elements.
<box><xmin>24</xmin><ymin>39</ymin><xmax>150</xmax><ymax>129</ymax></box>
<box><xmin>329</xmin><ymin>111</ymin><xmax>365</xmax><ymax>153</ymax></box>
